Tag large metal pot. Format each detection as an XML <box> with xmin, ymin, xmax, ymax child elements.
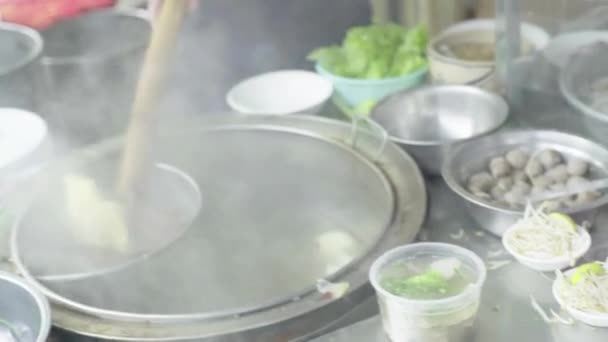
<box><xmin>0</xmin><ymin>22</ymin><xmax>42</xmax><ymax>110</ymax></box>
<box><xmin>36</xmin><ymin>9</ymin><xmax>151</xmax><ymax>145</ymax></box>
<box><xmin>10</xmin><ymin>114</ymin><xmax>427</xmax><ymax>341</ymax></box>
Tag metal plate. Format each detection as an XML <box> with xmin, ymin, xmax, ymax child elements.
<box><xmin>11</xmin><ymin>114</ymin><xmax>427</xmax><ymax>340</ymax></box>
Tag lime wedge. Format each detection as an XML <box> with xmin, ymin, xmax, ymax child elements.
<box><xmin>548</xmin><ymin>212</ymin><xmax>577</xmax><ymax>232</ymax></box>
<box><xmin>571</xmin><ymin>262</ymin><xmax>605</xmax><ymax>285</ymax></box>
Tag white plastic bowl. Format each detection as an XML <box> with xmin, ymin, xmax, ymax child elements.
<box><xmin>502</xmin><ymin>226</ymin><xmax>591</xmax><ymax>272</ymax></box>
<box><xmin>226</xmin><ymin>70</ymin><xmax>333</xmax><ymax>115</ymax></box>
<box><xmin>553</xmin><ymin>268</ymin><xmax>608</xmax><ymax>327</ymax></box>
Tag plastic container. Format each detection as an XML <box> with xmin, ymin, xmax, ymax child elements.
<box><xmin>315</xmin><ymin>63</ymin><xmax>427</xmax><ymax>109</ymax></box>
<box><xmin>369</xmin><ymin>242</ymin><xmax>487</xmax><ymax>342</ymax></box>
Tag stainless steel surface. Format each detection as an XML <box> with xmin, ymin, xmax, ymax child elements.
<box><xmin>0</xmin><ymin>271</ymin><xmax>51</xmax><ymax>342</ymax></box>
<box><xmin>0</xmin><ymin>22</ymin><xmax>42</xmax><ymax>110</ymax></box>
<box><xmin>372</xmin><ymin>85</ymin><xmax>508</xmax><ymax>174</ymax></box>
<box><xmin>442</xmin><ymin>130</ymin><xmax>608</xmax><ymax>236</ymax></box>
<box><xmin>10</xmin><ymin>114</ymin><xmax>427</xmax><ymax>341</ymax></box>
<box><xmin>14</xmin><ymin>163</ymin><xmax>202</xmax><ymax>283</ymax></box>
<box><xmin>37</xmin><ymin>9</ymin><xmax>150</xmax><ymax>145</ymax></box>
<box><xmin>312</xmin><ymin>178</ymin><xmax>608</xmax><ymax>342</ymax></box>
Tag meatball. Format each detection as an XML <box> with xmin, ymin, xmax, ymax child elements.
<box><xmin>567</xmin><ymin>158</ymin><xmax>590</xmax><ymax>176</ymax></box>
<box><xmin>504</xmin><ymin>189</ymin><xmax>526</xmax><ymax>207</ymax></box>
<box><xmin>513</xmin><ymin>170</ymin><xmax>528</xmax><ymax>183</ymax></box>
<box><xmin>531</xmin><ymin>175</ymin><xmax>552</xmax><ymax>189</ymax></box>
<box><xmin>512</xmin><ymin>180</ymin><xmax>531</xmax><ymax>194</ymax></box>
<box><xmin>505</xmin><ymin>149</ymin><xmax>529</xmax><ymax>169</ymax></box>
<box><xmin>490</xmin><ymin>185</ymin><xmax>507</xmax><ymax>202</ymax></box>
<box><xmin>489</xmin><ymin>157</ymin><xmax>512</xmax><ymax>178</ymax></box>
<box><xmin>567</xmin><ymin>176</ymin><xmax>591</xmax><ymax>190</ymax></box>
<box><xmin>496</xmin><ymin>176</ymin><xmax>514</xmax><ymax>191</ymax></box>
<box><xmin>468</xmin><ymin>172</ymin><xmax>494</xmax><ymax>193</ymax></box>
<box><xmin>525</xmin><ymin>159</ymin><xmax>544</xmax><ymax>178</ymax></box>
<box><xmin>538</xmin><ymin>149</ymin><xmax>563</xmax><ymax>168</ymax></box>
<box><xmin>531</xmin><ymin>185</ymin><xmax>546</xmax><ymax>195</ymax></box>
<box><xmin>545</xmin><ymin>164</ymin><xmax>569</xmax><ymax>183</ymax></box>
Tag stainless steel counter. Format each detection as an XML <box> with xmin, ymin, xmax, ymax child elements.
<box><xmin>311</xmin><ymin>177</ymin><xmax>608</xmax><ymax>342</ymax></box>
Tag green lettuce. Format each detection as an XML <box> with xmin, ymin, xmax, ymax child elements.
<box><xmin>308</xmin><ymin>23</ymin><xmax>428</xmax><ymax>79</ymax></box>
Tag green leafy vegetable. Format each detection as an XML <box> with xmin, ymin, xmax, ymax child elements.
<box><xmin>382</xmin><ymin>270</ymin><xmax>449</xmax><ymax>299</ymax></box>
<box><xmin>308</xmin><ymin>23</ymin><xmax>428</xmax><ymax>79</ymax></box>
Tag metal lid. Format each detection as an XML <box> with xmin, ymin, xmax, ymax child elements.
<box><xmin>14</xmin><ymin>121</ymin><xmax>395</xmax><ymax>321</ymax></box>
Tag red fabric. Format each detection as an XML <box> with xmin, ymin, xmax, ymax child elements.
<box><xmin>0</xmin><ymin>0</ymin><xmax>115</xmax><ymax>29</ymax></box>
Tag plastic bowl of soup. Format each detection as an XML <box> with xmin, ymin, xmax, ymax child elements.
<box><xmin>369</xmin><ymin>242</ymin><xmax>487</xmax><ymax>342</ymax></box>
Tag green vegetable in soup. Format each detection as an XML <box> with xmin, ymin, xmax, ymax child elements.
<box><xmin>380</xmin><ymin>257</ymin><xmax>474</xmax><ymax>300</ymax></box>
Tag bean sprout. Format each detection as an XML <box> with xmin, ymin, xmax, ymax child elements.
<box><xmin>505</xmin><ymin>203</ymin><xmax>586</xmax><ymax>263</ymax></box>
<box><xmin>530</xmin><ymin>295</ymin><xmax>574</xmax><ymax>325</ymax></box>
<box><xmin>556</xmin><ymin>266</ymin><xmax>608</xmax><ymax>314</ymax></box>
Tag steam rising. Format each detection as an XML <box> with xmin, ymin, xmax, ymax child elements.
<box><xmin>2</xmin><ymin>2</ymin><xmax>378</xmax><ymax>340</ymax></box>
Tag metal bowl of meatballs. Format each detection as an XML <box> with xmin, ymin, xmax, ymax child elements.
<box><xmin>442</xmin><ymin>130</ymin><xmax>608</xmax><ymax>236</ymax></box>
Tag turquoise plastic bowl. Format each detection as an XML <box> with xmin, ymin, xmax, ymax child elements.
<box><xmin>315</xmin><ymin>63</ymin><xmax>428</xmax><ymax>109</ymax></box>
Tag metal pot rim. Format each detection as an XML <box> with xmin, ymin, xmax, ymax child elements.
<box><xmin>0</xmin><ymin>22</ymin><xmax>43</xmax><ymax>77</ymax></box>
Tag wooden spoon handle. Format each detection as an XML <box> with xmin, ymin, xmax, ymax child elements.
<box><xmin>117</xmin><ymin>0</ymin><xmax>188</xmax><ymax>195</ymax></box>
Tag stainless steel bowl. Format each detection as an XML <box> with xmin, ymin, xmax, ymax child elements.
<box><xmin>560</xmin><ymin>42</ymin><xmax>608</xmax><ymax>145</ymax></box>
<box><xmin>442</xmin><ymin>130</ymin><xmax>608</xmax><ymax>236</ymax></box>
<box><xmin>0</xmin><ymin>271</ymin><xmax>50</xmax><ymax>342</ymax></box>
<box><xmin>372</xmin><ymin>85</ymin><xmax>508</xmax><ymax>174</ymax></box>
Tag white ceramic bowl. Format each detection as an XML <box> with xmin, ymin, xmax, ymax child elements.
<box><xmin>428</xmin><ymin>19</ymin><xmax>549</xmax><ymax>91</ymax></box>
<box><xmin>226</xmin><ymin>70</ymin><xmax>333</xmax><ymax>115</ymax></box>
<box><xmin>502</xmin><ymin>226</ymin><xmax>591</xmax><ymax>272</ymax></box>
<box><xmin>0</xmin><ymin>108</ymin><xmax>47</xmax><ymax>170</ymax></box>
<box><xmin>553</xmin><ymin>268</ymin><xmax>608</xmax><ymax>327</ymax></box>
